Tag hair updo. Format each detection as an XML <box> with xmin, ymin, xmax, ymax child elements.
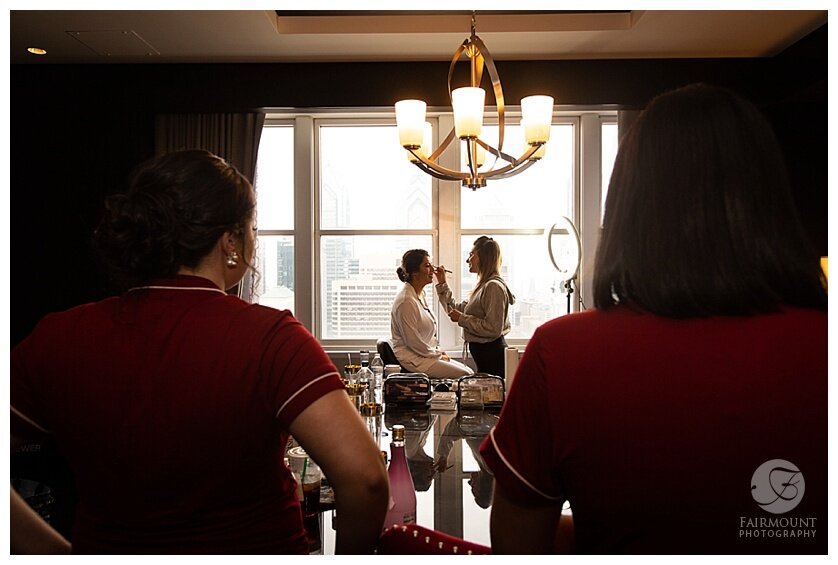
<box><xmin>95</xmin><ymin>149</ymin><xmax>255</xmax><ymax>290</ymax></box>
<box><xmin>396</xmin><ymin>249</ymin><xmax>429</xmax><ymax>283</ymax></box>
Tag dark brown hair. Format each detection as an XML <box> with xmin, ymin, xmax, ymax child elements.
<box><xmin>397</xmin><ymin>249</ymin><xmax>429</xmax><ymax>283</ymax></box>
<box><xmin>95</xmin><ymin>150</ymin><xmax>255</xmax><ymax>290</ymax></box>
<box><xmin>593</xmin><ymin>84</ymin><xmax>827</xmax><ymax>317</ymax></box>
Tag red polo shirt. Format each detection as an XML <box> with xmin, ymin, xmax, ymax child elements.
<box><xmin>480</xmin><ymin>306</ymin><xmax>827</xmax><ymax>554</ymax></box>
<box><xmin>12</xmin><ymin>275</ymin><xmax>344</xmax><ymax>553</ymax></box>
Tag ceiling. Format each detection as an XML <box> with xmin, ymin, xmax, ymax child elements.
<box><xmin>10</xmin><ymin>10</ymin><xmax>827</xmax><ymax>65</ymax></box>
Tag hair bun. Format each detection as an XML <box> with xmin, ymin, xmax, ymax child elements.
<box><xmin>396</xmin><ymin>266</ymin><xmax>408</xmax><ymax>282</ymax></box>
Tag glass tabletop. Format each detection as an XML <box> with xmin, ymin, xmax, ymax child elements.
<box><xmin>321</xmin><ymin>406</ymin><xmax>499</xmax><ymax>554</ymax></box>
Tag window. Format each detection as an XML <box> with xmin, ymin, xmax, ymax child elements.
<box><xmin>460</xmin><ymin>123</ymin><xmax>575</xmax><ymax>337</ymax></box>
<box><xmin>601</xmin><ymin>122</ymin><xmax>619</xmax><ymax>222</ymax></box>
<box><xmin>318</xmin><ymin>123</ymin><xmax>434</xmax><ymax>340</ymax></box>
<box><xmin>253</xmin><ymin>124</ymin><xmax>295</xmax><ymax>313</ymax></box>
<box><xmin>253</xmin><ymin>110</ymin><xmax>618</xmax><ymax>349</ymax></box>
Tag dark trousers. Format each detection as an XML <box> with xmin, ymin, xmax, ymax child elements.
<box><xmin>468</xmin><ymin>336</ymin><xmax>507</xmax><ymax>378</ymax></box>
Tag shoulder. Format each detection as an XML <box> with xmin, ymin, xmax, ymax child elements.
<box><xmin>392</xmin><ymin>285</ymin><xmax>418</xmax><ymax>308</ymax></box>
<box><xmin>482</xmin><ymin>279</ymin><xmax>508</xmax><ymax>293</ymax></box>
<box><xmin>207</xmin><ymin>299</ymin><xmax>316</xmax><ymax>350</ymax></box>
<box><xmin>232</xmin><ymin>301</ymin><xmax>307</xmax><ymax>336</ymax></box>
<box><xmin>25</xmin><ymin>297</ymin><xmax>120</xmax><ymax>336</ymax></box>
<box><xmin>533</xmin><ymin>307</ymin><xmax>631</xmax><ymax>343</ymax></box>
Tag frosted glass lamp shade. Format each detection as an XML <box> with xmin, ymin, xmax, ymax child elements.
<box><xmin>521</xmin><ymin>95</ymin><xmax>554</xmax><ymax>144</ymax></box>
<box><xmin>396</xmin><ymin>100</ymin><xmax>427</xmax><ymax>148</ymax></box>
<box><xmin>408</xmin><ymin>123</ymin><xmax>433</xmax><ymax>163</ymax></box>
<box><xmin>452</xmin><ymin>87</ymin><xmax>485</xmax><ymax>139</ymax></box>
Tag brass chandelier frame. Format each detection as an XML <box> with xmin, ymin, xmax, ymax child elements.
<box><xmin>403</xmin><ymin>15</ymin><xmax>546</xmax><ymax>189</ymax></box>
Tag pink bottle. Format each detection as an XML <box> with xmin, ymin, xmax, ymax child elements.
<box><xmin>383</xmin><ymin>424</ymin><xmax>417</xmax><ymax>530</ymax></box>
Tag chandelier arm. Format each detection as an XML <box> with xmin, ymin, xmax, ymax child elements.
<box><xmin>406</xmin><ymin>148</ymin><xmax>468</xmax><ymax>181</ymax></box>
<box><xmin>447</xmin><ymin>40</ymin><xmax>470</xmax><ymax>105</ymax></box>
<box><xmin>485</xmin><ymin>158</ymin><xmax>538</xmax><ymax>180</ymax></box>
<box><xmin>469</xmin><ymin>34</ymin><xmax>506</xmax><ymax>157</ymax></box>
<box><xmin>429</xmin><ymin>127</ymin><xmax>457</xmax><ymax>162</ymax></box>
<box><xmin>481</xmin><ymin>144</ymin><xmax>541</xmax><ymax>179</ymax></box>
<box><xmin>475</xmin><ymin>137</ymin><xmax>518</xmax><ymax>165</ymax></box>
<box><xmin>413</xmin><ymin>162</ymin><xmax>466</xmax><ymax>182</ymax></box>
<box><xmin>464</xmin><ymin>139</ymin><xmax>478</xmax><ymax>179</ymax></box>
<box><xmin>474</xmin><ymin>52</ymin><xmax>485</xmax><ymax>90</ymax></box>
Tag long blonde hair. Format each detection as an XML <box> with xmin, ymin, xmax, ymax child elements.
<box><xmin>471</xmin><ymin>236</ymin><xmax>502</xmax><ymax>294</ymax></box>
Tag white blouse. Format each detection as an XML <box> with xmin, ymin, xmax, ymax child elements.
<box><xmin>390</xmin><ymin>283</ymin><xmax>442</xmax><ymax>373</ymax></box>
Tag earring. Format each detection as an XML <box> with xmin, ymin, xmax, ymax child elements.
<box><xmin>226</xmin><ymin>251</ymin><xmax>239</xmax><ymax>268</ymax></box>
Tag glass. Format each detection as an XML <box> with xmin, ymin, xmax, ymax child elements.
<box><xmin>319</xmin><ymin>235</ymin><xmax>433</xmax><ymax>340</ymax></box>
<box><xmin>319</xmin><ymin>124</ymin><xmax>432</xmax><ymax>230</ymax></box>
<box><xmin>460</xmin><ymin>234</ymin><xmax>573</xmax><ymax>337</ymax></box>
<box><xmin>254</xmin><ymin>125</ymin><xmax>294</xmax><ymax>230</ymax></box>
<box><xmin>601</xmin><ymin>122</ymin><xmax>619</xmax><ymax>225</ymax></box>
<box><xmin>287</xmin><ymin>447</ymin><xmax>322</xmax><ymax>554</ymax></box>
<box><xmin>461</xmin><ymin>124</ymin><xmax>574</xmax><ymax>229</ymax></box>
<box><xmin>252</xmin><ymin>235</ymin><xmax>294</xmax><ymax>314</ymax></box>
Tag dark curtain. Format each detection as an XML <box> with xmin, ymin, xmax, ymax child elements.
<box><xmin>154</xmin><ymin>112</ymin><xmax>266</xmax><ymax>299</ymax></box>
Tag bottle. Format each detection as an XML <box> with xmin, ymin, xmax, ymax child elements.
<box><xmin>383</xmin><ymin>425</ymin><xmax>417</xmax><ymax>530</ymax></box>
<box><xmin>370</xmin><ymin>353</ymin><xmax>384</xmax><ymax>387</ymax></box>
<box><xmin>356</xmin><ymin>350</ymin><xmax>373</xmax><ymax>397</ymax></box>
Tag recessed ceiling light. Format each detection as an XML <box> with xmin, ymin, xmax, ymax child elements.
<box><xmin>27</xmin><ymin>47</ymin><xmax>47</xmax><ymax>55</ymax></box>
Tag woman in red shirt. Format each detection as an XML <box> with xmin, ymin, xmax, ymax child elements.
<box><xmin>11</xmin><ymin>150</ymin><xmax>388</xmax><ymax>554</ymax></box>
<box><xmin>481</xmin><ymin>85</ymin><xmax>827</xmax><ymax>554</ymax></box>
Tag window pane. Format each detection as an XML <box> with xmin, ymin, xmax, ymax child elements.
<box><xmin>321</xmin><ymin>235</ymin><xmax>433</xmax><ymax>339</ymax></box>
<box><xmin>460</xmin><ymin>235</ymin><xmax>571</xmax><ymax>339</ymax></box>
<box><xmin>461</xmin><ymin>124</ymin><xmax>574</xmax><ymax>229</ymax></box>
<box><xmin>254</xmin><ymin>126</ymin><xmax>294</xmax><ymax>230</ymax></box>
<box><xmin>320</xmin><ymin>125</ymin><xmax>432</xmax><ymax>230</ymax></box>
<box><xmin>601</xmin><ymin>122</ymin><xmax>619</xmax><ymax>224</ymax></box>
<box><xmin>254</xmin><ymin>235</ymin><xmax>295</xmax><ymax>314</ymax></box>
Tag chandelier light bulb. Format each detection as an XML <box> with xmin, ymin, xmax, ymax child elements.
<box><xmin>408</xmin><ymin>122</ymin><xmax>433</xmax><ymax>163</ymax></box>
<box><xmin>395</xmin><ymin>100</ymin><xmax>427</xmax><ymax>148</ymax></box>
<box><xmin>521</xmin><ymin>95</ymin><xmax>554</xmax><ymax>145</ymax></box>
<box><xmin>452</xmin><ymin>87</ymin><xmax>485</xmax><ymax>139</ymax></box>
<box><xmin>475</xmin><ymin>143</ymin><xmax>486</xmax><ymax>168</ymax></box>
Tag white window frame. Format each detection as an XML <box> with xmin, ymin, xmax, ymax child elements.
<box><xmin>258</xmin><ymin>108</ymin><xmax>617</xmax><ymax>353</ymax></box>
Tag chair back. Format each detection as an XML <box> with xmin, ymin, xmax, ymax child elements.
<box><xmin>378</xmin><ymin>524</ymin><xmax>492</xmax><ymax>555</ymax></box>
<box><xmin>377</xmin><ymin>339</ymin><xmax>404</xmax><ymax>370</ymax></box>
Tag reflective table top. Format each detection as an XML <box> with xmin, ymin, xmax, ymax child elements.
<box><xmin>322</xmin><ymin>406</ymin><xmax>499</xmax><ymax>554</ymax></box>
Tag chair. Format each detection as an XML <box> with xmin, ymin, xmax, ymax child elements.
<box><xmin>378</xmin><ymin>524</ymin><xmax>492</xmax><ymax>555</ymax></box>
<box><xmin>377</xmin><ymin>339</ymin><xmax>406</xmax><ymax>372</ymax></box>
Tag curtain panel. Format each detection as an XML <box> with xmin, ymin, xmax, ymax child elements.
<box><xmin>154</xmin><ymin>112</ymin><xmax>266</xmax><ymax>300</ymax></box>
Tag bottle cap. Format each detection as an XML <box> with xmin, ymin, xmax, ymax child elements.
<box><xmin>392</xmin><ymin>424</ymin><xmax>405</xmax><ymax>442</ymax></box>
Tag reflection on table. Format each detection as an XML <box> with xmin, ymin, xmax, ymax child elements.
<box><xmin>322</xmin><ymin>405</ymin><xmax>499</xmax><ymax>554</ymax></box>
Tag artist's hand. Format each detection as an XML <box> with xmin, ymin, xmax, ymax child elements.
<box><xmin>448</xmin><ymin>309</ymin><xmax>462</xmax><ymax>323</ymax></box>
<box><xmin>440</xmin><ymin>353</ymin><xmax>451</xmax><ymax>361</ymax></box>
<box><xmin>433</xmin><ymin>265</ymin><xmax>448</xmax><ymax>284</ymax></box>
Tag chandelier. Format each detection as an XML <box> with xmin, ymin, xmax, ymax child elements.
<box><xmin>395</xmin><ymin>13</ymin><xmax>554</xmax><ymax>190</ymax></box>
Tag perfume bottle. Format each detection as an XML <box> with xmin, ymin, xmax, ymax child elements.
<box><xmin>382</xmin><ymin>424</ymin><xmax>417</xmax><ymax>530</ymax></box>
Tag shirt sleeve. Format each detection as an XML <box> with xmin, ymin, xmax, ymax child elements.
<box><xmin>434</xmin><ymin>282</ymin><xmax>468</xmax><ymax>312</ymax></box>
<box><xmin>459</xmin><ymin>281</ymin><xmax>507</xmax><ymax>339</ymax></box>
<box><xmin>479</xmin><ymin>326</ymin><xmax>565</xmax><ymax>506</ymax></box>
<box><xmin>11</xmin><ymin>315</ymin><xmax>58</xmax><ymax>437</ymax></box>
<box><xmin>393</xmin><ymin>299</ymin><xmax>438</xmax><ymax>359</ymax></box>
<box><xmin>257</xmin><ymin>311</ymin><xmax>345</xmax><ymax>429</ymax></box>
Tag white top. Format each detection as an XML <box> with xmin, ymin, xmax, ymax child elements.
<box><xmin>390</xmin><ymin>283</ymin><xmax>442</xmax><ymax>373</ymax></box>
